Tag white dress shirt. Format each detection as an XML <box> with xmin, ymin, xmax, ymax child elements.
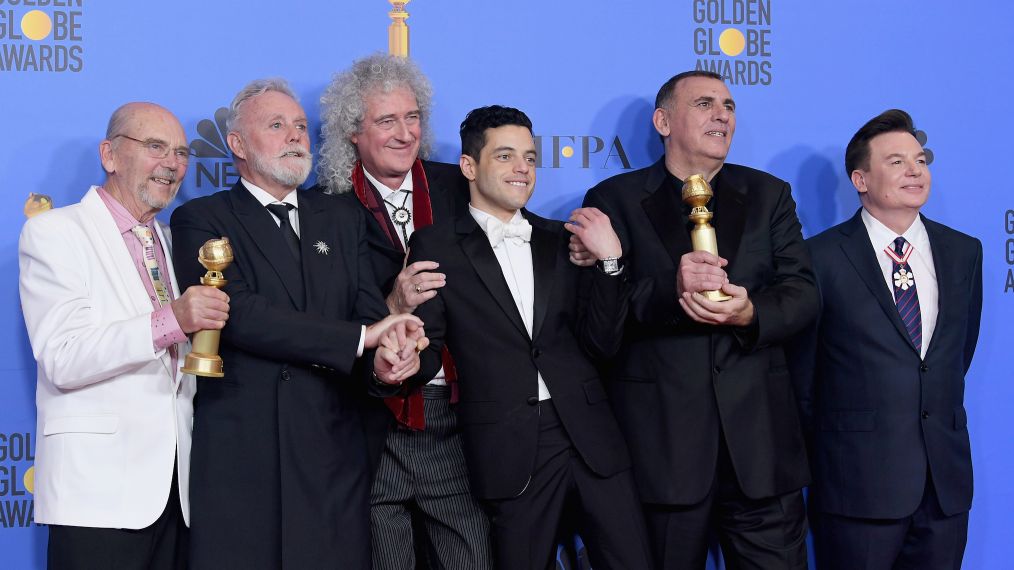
<box><xmin>363</xmin><ymin>168</ymin><xmax>415</xmax><ymax>250</ymax></box>
<box><xmin>243</xmin><ymin>179</ymin><xmax>366</xmax><ymax>357</ymax></box>
<box><xmin>469</xmin><ymin>205</ymin><xmax>551</xmax><ymax>400</ymax></box>
<box><xmin>242</xmin><ymin>178</ymin><xmax>300</xmax><ymax>236</ymax></box>
<box><xmin>861</xmin><ymin>208</ymin><xmax>938</xmax><ymax>358</ymax></box>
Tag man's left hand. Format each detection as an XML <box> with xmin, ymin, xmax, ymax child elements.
<box><xmin>678</xmin><ymin>282</ymin><xmax>755</xmax><ymax>327</ymax></box>
<box><xmin>567</xmin><ymin>235</ymin><xmax>596</xmax><ymax>267</ymax></box>
<box><xmin>565</xmin><ymin>207</ymin><xmax>622</xmax><ymax>262</ymax></box>
<box><xmin>373</xmin><ymin>324</ymin><xmax>428</xmax><ymax>385</ymax></box>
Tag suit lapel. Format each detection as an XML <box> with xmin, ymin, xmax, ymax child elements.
<box><xmin>641</xmin><ymin>159</ymin><xmax>692</xmax><ymax>268</ymax></box>
<box><xmin>229</xmin><ymin>183</ymin><xmax>305</xmax><ymax>309</ymax></box>
<box><xmin>922</xmin><ymin>215</ymin><xmax>950</xmax><ymax>359</ymax></box>
<box><xmin>423</xmin><ymin>161</ymin><xmax>464</xmax><ymax>223</ymax></box>
<box><xmin>838</xmin><ymin>211</ymin><xmax>918</xmax><ymax>355</ymax></box>
<box><xmin>457</xmin><ymin>215</ymin><xmax>530</xmax><ymax>339</ymax></box>
<box><xmin>528</xmin><ymin>214</ymin><xmax>558</xmax><ymax>341</ymax></box>
<box><xmin>80</xmin><ymin>188</ymin><xmax>152</xmax><ymax>317</ymax></box>
<box><xmin>712</xmin><ymin>169</ymin><xmax>748</xmax><ymax>270</ymax></box>
<box><xmin>295</xmin><ymin>191</ymin><xmax>335</xmax><ymax>311</ymax></box>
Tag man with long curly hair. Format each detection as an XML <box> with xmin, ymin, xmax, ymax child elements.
<box><xmin>316</xmin><ymin>54</ymin><xmax>490</xmax><ymax>570</ymax></box>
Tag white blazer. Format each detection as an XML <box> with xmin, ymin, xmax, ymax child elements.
<box><xmin>18</xmin><ymin>186</ymin><xmax>195</xmax><ymax>529</ymax></box>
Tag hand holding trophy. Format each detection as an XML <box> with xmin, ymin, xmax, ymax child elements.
<box><xmin>682</xmin><ymin>174</ymin><xmax>731</xmax><ymax>302</ymax></box>
<box><xmin>181</xmin><ymin>238</ymin><xmax>234</xmax><ymax>377</ymax></box>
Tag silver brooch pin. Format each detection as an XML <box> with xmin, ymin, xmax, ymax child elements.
<box><xmin>313</xmin><ymin>240</ymin><xmax>330</xmax><ymax>255</ymax></box>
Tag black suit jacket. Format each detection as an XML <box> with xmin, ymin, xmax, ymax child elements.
<box><xmin>320</xmin><ymin>160</ymin><xmax>470</xmax><ymax>473</ymax></box>
<box><xmin>584</xmin><ymin>158</ymin><xmax>818</xmax><ymax>505</ymax></box>
<box><xmin>407</xmin><ymin>209</ymin><xmax>632</xmax><ymax>500</ymax></box>
<box><xmin>170</xmin><ymin>182</ymin><xmax>389</xmax><ymax>569</ymax></box>
<box><xmin>790</xmin><ymin>210</ymin><xmax>982</xmax><ymax>518</ymax></box>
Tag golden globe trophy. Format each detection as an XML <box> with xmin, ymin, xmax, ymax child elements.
<box><xmin>388</xmin><ymin>0</ymin><xmax>411</xmax><ymax>57</ymax></box>
<box><xmin>181</xmin><ymin>238</ymin><xmax>234</xmax><ymax>377</ymax></box>
<box><xmin>681</xmin><ymin>174</ymin><xmax>731</xmax><ymax>302</ymax></box>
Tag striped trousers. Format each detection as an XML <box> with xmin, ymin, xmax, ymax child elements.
<box><xmin>370</xmin><ymin>385</ymin><xmax>493</xmax><ymax>570</ymax></box>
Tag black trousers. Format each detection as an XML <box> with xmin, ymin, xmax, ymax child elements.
<box><xmin>482</xmin><ymin>400</ymin><xmax>653</xmax><ymax>570</ymax></box>
<box><xmin>812</xmin><ymin>470</ymin><xmax>968</xmax><ymax>570</ymax></box>
<box><xmin>643</xmin><ymin>436</ymin><xmax>808</xmax><ymax>570</ymax></box>
<box><xmin>48</xmin><ymin>463</ymin><xmax>187</xmax><ymax>570</ymax></box>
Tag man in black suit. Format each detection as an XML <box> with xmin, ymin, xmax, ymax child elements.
<box><xmin>171</xmin><ymin>78</ymin><xmax>424</xmax><ymax>569</ymax></box>
<box><xmin>791</xmin><ymin>109</ymin><xmax>982</xmax><ymax>570</ymax></box>
<box><xmin>408</xmin><ymin>105</ymin><xmax>652</xmax><ymax>569</ymax></box>
<box><xmin>573</xmin><ymin>70</ymin><xmax>818</xmax><ymax>568</ymax></box>
<box><xmin>315</xmin><ymin>54</ymin><xmax>489</xmax><ymax>570</ymax></box>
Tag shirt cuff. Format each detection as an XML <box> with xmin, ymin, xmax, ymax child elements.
<box><xmin>357</xmin><ymin>325</ymin><xmax>366</xmax><ymax>358</ymax></box>
<box><xmin>151</xmin><ymin>305</ymin><xmax>187</xmax><ymax>352</ymax></box>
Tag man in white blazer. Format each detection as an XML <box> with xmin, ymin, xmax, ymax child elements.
<box><xmin>18</xmin><ymin>102</ymin><xmax>230</xmax><ymax>570</ymax></box>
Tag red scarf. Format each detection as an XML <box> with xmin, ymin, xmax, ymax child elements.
<box><xmin>352</xmin><ymin>160</ymin><xmax>458</xmax><ymax>430</ymax></box>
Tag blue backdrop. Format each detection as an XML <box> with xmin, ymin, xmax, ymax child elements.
<box><xmin>2</xmin><ymin>1</ymin><xmax>1011</xmax><ymax>568</ymax></box>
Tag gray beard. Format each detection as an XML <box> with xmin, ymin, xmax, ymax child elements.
<box><xmin>251</xmin><ymin>152</ymin><xmax>312</xmax><ymax>188</ymax></box>
<box><xmin>138</xmin><ymin>182</ymin><xmax>178</xmax><ymax>210</ymax></box>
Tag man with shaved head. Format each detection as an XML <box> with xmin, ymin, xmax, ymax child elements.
<box><xmin>574</xmin><ymin>70</ymin><xmax>818</xmax><ymax>568</ymax></box>
<box><xmin>19</xmin><ymin>102</ymin><xmax>230</xmax><ymax>569</ymax></box>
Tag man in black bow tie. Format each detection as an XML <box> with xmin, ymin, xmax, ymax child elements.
<box><xmin>406</xmin><ymin>105</ymin><xmax>652</xmax><ymax>570</ymax></box>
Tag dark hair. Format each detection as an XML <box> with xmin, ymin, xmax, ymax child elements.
<box><xmin>655</xmin><ymin>70</ymin><xmax>723</xmax><ymax>110</ymax></box>
<box><xmin>460</xmin><ymin>105</ymin><xmax>533</xmax><ymax>161</ymax></box>
<box><xmin>844</xmin><ymin>109</ymin><xmax>917</xmax><ymax>175</ymax></box>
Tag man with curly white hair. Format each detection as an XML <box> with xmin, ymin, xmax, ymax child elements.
<box><xmin>317</xmin><ymin>54</ymin><xmax>490</xmax><ymax>570</ymax></box>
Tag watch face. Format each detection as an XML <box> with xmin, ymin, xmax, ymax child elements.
<box><xmin>599</xmin><ymin>258</ymin><xmax>620</xmax><ymax>274</ymax></box>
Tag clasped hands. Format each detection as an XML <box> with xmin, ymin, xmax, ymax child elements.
<box><xmin>366</xmin><ymin>314</ymin><xmax>429</xmax><ymax>385</ymax></box>
<box><xmin>676</xmin><ymin>251</ymin><xmax>754</xmax><ymax>326</ymax></box>
<box><xmin>569</xmin><ymin>219</ymin><xmax>755</xmax><ymax>326</ymax></box>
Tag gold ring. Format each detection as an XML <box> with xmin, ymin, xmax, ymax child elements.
<box><xmin>414</xmin><ymin>284</ymin><xmax>423</xmax><ymax>294</ymax></box>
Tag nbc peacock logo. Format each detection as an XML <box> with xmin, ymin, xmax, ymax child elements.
<box><xmin>190</xmin><ymin>107</ymin><xmax>240</xmax><ymax>190</ymax></box>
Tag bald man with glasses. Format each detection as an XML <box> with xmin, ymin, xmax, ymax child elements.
<box><xmin>19</xmin><ymin>102</ymin><xmax>229</xmax><ymax>570</ymax></box>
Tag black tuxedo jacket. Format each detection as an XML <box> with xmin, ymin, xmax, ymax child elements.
<box><xmin>407</xmin><ymin>209</ymin><xmax>632</xmax><ymax>500</ymax></box>
<box><xmin>583</xmin><ymin>158</ymin><xmax>818</xmax><ymax>505</ymax></box>
<box><xmin>170</xmin><ymin>182</ymin><xmax>388</xmax><ymax>569</ymax></box>
<box><xmin>790</xmin><ymin>210</ymin><xmax>982</xmax><ymax>518</ymax></box>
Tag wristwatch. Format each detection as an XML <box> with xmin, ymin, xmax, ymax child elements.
<box><xmin>596</xmin><ymin>256</ymin><xmax>623</xmax><ymax>276</ymax></box>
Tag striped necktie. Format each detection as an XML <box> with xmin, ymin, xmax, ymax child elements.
<box><xmin>130</xmin><ymin>225</ymin><xmax>170</xmax><ymax>306</ymax></box>
<box><xmin>886</xmin><ymin>236</ymin><xmax>922</xmax><ymax>352</ymax></box>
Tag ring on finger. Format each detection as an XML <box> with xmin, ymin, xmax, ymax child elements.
<box><xmin>414</xmin><ymin>283</ymin><xmax>423</xmax><ymax>294</ymax></box>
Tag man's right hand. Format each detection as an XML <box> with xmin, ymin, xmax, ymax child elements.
<box><xmin>386</xmin><ymin>259</ymin><xmax>446</xmax><ymax>314</ymax></box>
<box><xmin>365</xmin><ymin>313</ymin><xmax>426</xmax><ymax>353</ymax></box>
<box><xmin>676</xmin><ymin>251</ymin><xmax>729</xmax><ymax>297</ymax></box>
<box><xmin>172</xmin><ymin>286</ymin><xmax>230</xmax><ymax>333</ymax></box>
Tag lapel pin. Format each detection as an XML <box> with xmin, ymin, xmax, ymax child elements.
<box><xmin>313</xmin><ymin>240</ymin><xmax>330</xmax><ymax>255</ymax></box>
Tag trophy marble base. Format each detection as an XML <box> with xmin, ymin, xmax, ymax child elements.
<box><xmin>181</xmin><ymin>352</ymin><xmax>224</xmax><ymax>378</ymax></box>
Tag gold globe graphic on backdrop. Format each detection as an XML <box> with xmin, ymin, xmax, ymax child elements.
<box><xmin>719</xmin><ymin>28</ymin><xmax>745</xmax><ymax>57</ymax></box>
<box><xmin>21</xmin><ymin>10</ymin><xmax>53</xmax><ymax>41</ymax></box>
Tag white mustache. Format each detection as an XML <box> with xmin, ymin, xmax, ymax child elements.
<box><xmin>279</xmin><ymin>146</ymin><xmax>310</xmax><ymax>159</ymax></box>
<box><xmin>153</xmin><ymin>170</ymin><xmax>177</xmax><ymax>182</ymax></box>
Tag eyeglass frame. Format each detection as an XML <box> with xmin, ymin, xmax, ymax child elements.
<box><xmin>112</xmin><ymin>133</ymin><xmax>195</xmax><ymax>164</ymax></box>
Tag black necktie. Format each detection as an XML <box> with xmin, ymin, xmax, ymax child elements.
<box><xmin>266</xmin><ymin>203</ymin><xmax>300</xmax><ymax>261</ymax></box>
